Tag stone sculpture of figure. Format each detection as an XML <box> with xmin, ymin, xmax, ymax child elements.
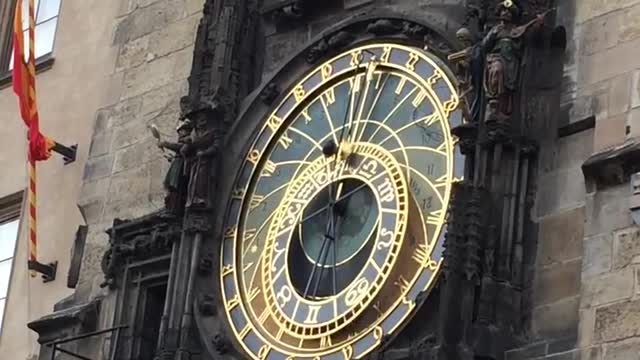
<box><xmin>180</xmin><ymin>96</ymin><xmax>226</xmax><ymax>209</ymax></box>
<box><xmin>449</xmin><ymin>27</ymin><xmax>486</xmax><ymax>123</ymax></box>
<box><xmin>479</xmin><ymin>0</ymin><xmax>546</xmax><ymax>122</ymax></box>
<box><xmin>157</xmin><ymin>119</ymin><xmax>193</xmax><ymax>215</ymax></box>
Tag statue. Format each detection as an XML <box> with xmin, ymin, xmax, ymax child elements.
<box><xmin>180</xmin><ymin>96</ymin><xmax>226</xmax><ymax>209</ymax></box>
<box><xmin>480</xmin><ymin>1</ymin><xmax>547</xmax><ymax>122</ymax></box>
<box><xmin>448</xmin><ymin>27</ymin><xmax>485</xmax><ymax>123</ymax></box>
<box><xmin>154</xmin><ymin>119</ymin><xmax>193</xmax><ymax>215</ymax></box>
<box><xmin>449</xmin><ymin>1</ymin><xmax>550</xmax><ymax>123</ymax></box>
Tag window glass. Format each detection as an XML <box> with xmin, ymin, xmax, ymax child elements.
<box><xmin>0</xmin><ymin>221</ymin><xmax>19</xmax><ymax>261</ymax></box>
<box><xmin>9</xmin><ymin>0</ymin><xmax>60</xmax><ymax>70</ymax></box>
<box><xmin>34</xmin><ymin>18</ymin><xmax>56</xmax><ymax>59</ymax></box>
<box><xmin>0</xmin><ymin>260</ymin><xmax>12</xmax><ymax>299</ymax></box>
<box><xmin>38</xmin><ymin>0</ymin><xmax>60</xmax><ymax>23</ymax></box>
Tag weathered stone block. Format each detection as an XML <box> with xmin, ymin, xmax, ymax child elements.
<box><xmin>111</xmin><ymin>119</ymin><xmax>151</xmax><ymax>150</ymax></box>
<box><xmin>79</xmin><ymin>178</ymin><xmax>111</xmax><ymax>204</ymax></box>
<box><xmin>533</xmin><ymin>297</ymin><xmax>580</xmax><ymax>339</ymax></box>
<box><xmin>581</xmin><ymin>269</ymin><xmax>634</xmax><ymax>308</ymax></box>
<box><xmin>619</xmin><ymin>3</ymin><xmax>640</xmax><ymax>43</ymax></box>
<box><xmin>112</xmin><ymin>139</ymin><xmax>161</xmax><ymax>173</ymax></box>
<box><xmin>83</xmin><ymin>155</ymin><xmax>114</xmax><ymax>181</ymax></box>
<box><xmin>103</xmin><ymin>195</ymin><xmax>161</xmax><ymax>220</ymax></box>
<box><xmin>537</xmin><ymin>207</ymin><xmax>585</xmax><ymax>266</ymax></box>
<box><xmin>264</xmin><ymin>30</ymin><xmax>309</xmax><ymax>75</ymax></box>
<box><xmin>99</xmin><ymin>96</ymin><xmax>143</xmax><ymax>128</ymax></box>
<box><xmin>603</xmin><ymin>338</ymin><xmax>640</xmax><ymax>359</ymax></box>
<box><xmin>578</xmin><ymin>36</ymin><xmax>640</xmax><ymax>86</ymax></box>
<box><xmin>106</xmin><ymin>165</ymin><xmax>151</xmax><ymax>202</ymax></box>
<box><xmin>594</xmin><ymin>114</ymin><xmax>627</xmax><ymax>152</ymax></box>
<box><xmin>636</xmin><ymin>268</ymin><xmax>640</xmax><ymax>295</ymax></box>
<box><xmin>534</xmin><ymin>260</ymin><xmax>581</xmax><ymax>305</ymax></box>
<box><xmin>585</xmin><ymin>185</ymin><xmax>633</xmax><ymax>237</ymax></box>
<box><xmin>172</xmin><ymin>47</ymin><xmax>195</xmax><ymax>81</ymax></box>
<box><xmin>543</xmin><ymin>130</ymin><xmax>594</xmax><ymax>174</ymax></box>
<box><xmin>116</xmin><ymin>35</ymin><xmax>150</xmax><ymax>72</ymax></box>
<box><xmin>77</xmin><ymin>200</ymin><xmax>105</xmax><ymax>226</ymax></box>
<box><xmin>140</xmin><ymin>80</ymin><xmax>186</xmax><ymax>115</ymax></box>
<box><xmin>148</xmin><ymin>15</ymin><xmax>197</xmax><ymax>58</ymax></box>
<box><xmin>580</xmin><ymin>11</ymin><xmax>620</xmax><ymax>55</ymax></box>
<box><xmin>608</xmin><ymin>75</ymin><xmax>631</xmax><ymax>116</ymax></box>
<box><xmin>536</xmin><ymin>166</ymin><xmax>587</xmax><ymax>217</ymax></box>
<box><xmin>576</xmin><ymin>0</ymin><xmax>638</xmax><ymax>24</ymax></box>
<box><xmin>579</xmin><ymin>308</ymin><xmax>596</xmax><ymax>348</ymax></box>
<box><xmin>581</xmin><ymin>346</ymin><xmax>602</xmax><ymax>360</ymax></box>
<box><xmin>113</xmin><ymin>1</ymin><xmax>172</xmax><ymax>44</ymax></box>
<box><xmin>121</xmin><ymin>54</ymin><xmax>177</xmax><ymax>99</ymax></box>
<box><xmin>582</xmin><ymin>233</ymin><xmax>613</xmax><ymax>278</ymax></box>
<box><xmin>89</xmin><ymin>131</ymin><xmax>112</xmax><ymax>158</ymax></box>
<box><xmin>594</xmin><ymin>299</ymin><xmax>640</xmax><ymax>343</ymax></box>
<box><xmin>613</xmin><ymin>227</ymin><xmax>640</xmax><ymax>270</ymax></box>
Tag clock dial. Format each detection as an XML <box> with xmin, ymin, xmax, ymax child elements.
<box><xmin>221</xmin><ymin>43</ymin><xmax>464</xmax><ymax>360</ymax></box>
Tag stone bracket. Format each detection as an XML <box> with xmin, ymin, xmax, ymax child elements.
<box><xmin>582</xmin><ymin>138</ymin><xmax>640</xmax><ymax>191</ymax></box>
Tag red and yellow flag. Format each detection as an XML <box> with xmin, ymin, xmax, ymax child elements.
<box><xmin>12</xmin><ymin>0</ymin><xmax>55</xmax><ymax>267</ymax></box>
<box><xmin>12</xmin><ymin>0</ymin><xmax>55</xmax><ymax>161</ymax></box>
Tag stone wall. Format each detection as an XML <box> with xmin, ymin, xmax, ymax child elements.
<box><xmin>508</xmin><ymin>0</ymin><xmax>640</xmax><ymax>359</ymax></box>
<box><xmin>74</xmin><ymin>0</ymin><xmax>202</xmax><ymax>320</ymax></box>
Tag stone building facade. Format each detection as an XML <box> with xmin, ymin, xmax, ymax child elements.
<box><xmin>0</xmin><ymin>0</ymin><xmax>638</xmax><ymax>359</ymax></box>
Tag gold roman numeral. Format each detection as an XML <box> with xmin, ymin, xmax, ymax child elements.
<box><xmin>279</xmin><ymin>132</ymin><xmax>293</xmax><ymax>149</ymax></box>
<box><xmin>243</xmin><ymin>228</ymin><xmax>256</xmax><ymax>242</ymax></box>
<box><xmin>227</xmin><ymin>294</ymin><xmax>240</xmax><ymax>310</ymax></box>
<box><xmin>406</xmin><ymin>53</ymin><xmax>420</xmax><ymax>71</ymax></box>
<box><xmin>323</xmin><ymin>88</ymin><xmax>336</xmax><ymax>105</ymax></box>
<box><xmin>424</xmin><ymin>112</ymin><xmax>441</xmax><ymax>126</ymax></box>
<box><xmin>304</xmin><ymin>306</ymin><xmax>320</xmax><ymax>324</ymax></box>
<box><xmin>250</xmin><ymin>195</ymin><xmax>265</xmax><ymax>209</ymax></box>
<box><xmin>320</xmin><ymin>335</ymin><xmax>333</xmax><ymax>347</ymax></box>
<box><xmin>350</xmin><ymin>50</ymin><xmax>363</xmax><ymax>66</ymax></box>
<box><xmin>427</xmin><ymin>209</ymin><xmax>445</xmax><ymax>224</ymax></box>
<box><xmin>395</xmin><ymin>77</ymin><xmax>407</xmax><ymax>95</ymax></box>
<box><xmin>239</xmin><ymin>325</ymin><xmax>251</xmax><ymax>339</ymax></box>
<box><xmin>412</xmin><ymin>90</ymin><xmax>427</xmax><ymax>107</ymax></box>
<box><xmin>394</xmin><ymin>275</ymin><xmax>410</xmax><ymax>293</ymax></box>
<box><xmin>301</xmin><ymin>109</ymin><xmax>312</xmax><ymax>124</ymax></box>
<box><xmin>381</xmin><ymin>46</ymin><xmax>392</xmax><ymax>63</ymax></box>
<box><xmin>248</xmin><ymin>287</ymin><xmax>261</xmax><ymax>302</ymax></box>
<box><xmin>262</xmin><ymin>160</ymin><xmax>277</xmax><ymax>177</ymax></box>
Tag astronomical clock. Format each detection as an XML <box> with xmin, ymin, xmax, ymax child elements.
<box><xmin>219</xmin><ymin>43</ymin><xmax>464</xmax><ymax>360</ymax></box>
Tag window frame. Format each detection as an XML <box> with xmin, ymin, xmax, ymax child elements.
<box><xmin>0</xmin><ymin>192</ymin><xmax>24</xmax><ymax>337</ymax></box>
<box><xmin>0</xmin><ymin>0</ymin><xmax>59</xmax><ymax>89</ymax></box>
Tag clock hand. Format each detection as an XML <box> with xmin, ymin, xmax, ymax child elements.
<box><xmin>303</xmin><ymin>144</ymin><xmax>340</xmax><ymax>299</ymax></box>
<box><xmin>300</xmin><ymin>182</ymin><xmax>368</xmax><ymax>224</ymax></box>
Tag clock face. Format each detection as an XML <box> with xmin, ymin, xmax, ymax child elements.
<box><xmin>221</xmin><ymin>43</ymin><xmax>464</xmax><ymax>360</ymax></box>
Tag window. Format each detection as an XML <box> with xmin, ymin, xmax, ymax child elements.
<box><xmin>0</xmin><ymin>0</ymin><xmax>61</xmax><ymax>74</ymax></box>
<box><xmin>0</xmin><ymin>193</ymin><xmax>23</xmax><ymax>333</ymax></box>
